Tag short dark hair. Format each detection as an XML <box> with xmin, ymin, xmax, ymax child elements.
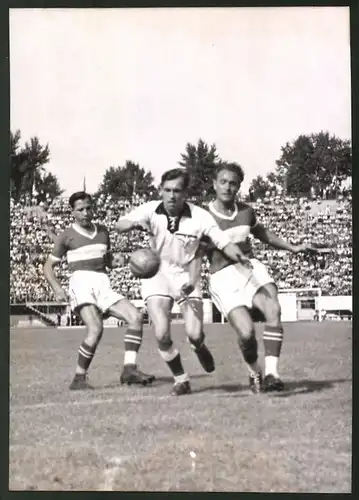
<box><xmin>69</xmin><ymin>191</ymin><xmax>92</xmax><ymax>209</ymax></box>
<box><xmin>161</xmin><ymin>168</ymin><xmax>190</xmax><ymax>190</ymax></box>
<box><xmin>214</xmin><ymin>162</ymin><xmax>244</xmax><ymax>184</ymax></box>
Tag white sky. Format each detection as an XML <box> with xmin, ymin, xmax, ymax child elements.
<box><xmin>10</xmin><ymin>7</ymin><xmax>351</xmax><ymax>195</ymax></box>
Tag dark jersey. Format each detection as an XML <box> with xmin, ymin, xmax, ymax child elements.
<box><xmin>204</xmin><ymin>201</ymin><xmax>258</xmax><ymax>274</ymax></box>
<box><xmin>49</xmin><ymin>224</ymin><xmax>110</xmax><ymax>273</ymax></box>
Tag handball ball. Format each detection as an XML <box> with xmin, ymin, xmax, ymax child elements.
<box><xmin>129</xmin><ymin>248</ymin><xmax>160</xmax><ymax>279</ymax></box>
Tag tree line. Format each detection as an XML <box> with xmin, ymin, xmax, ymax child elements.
<box><xmin>10</xmin><ymin>130</ymin><xmax>351</xmax><ymax>204</ymax></box>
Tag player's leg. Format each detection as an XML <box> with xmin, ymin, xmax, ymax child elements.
<box><xmin>146</xmin><ymin>296</ymin><xmax>191</xmax><ymax>395</ymax></box>
<box><xmin>96</xmin><ymin>272</ymin><xmax>154</xmax><ymax>385</ymax></box>
<box><xmin>209</xmin><ymin>264</ymin><xmax>263</xmax><ymax>393</ymax></box>
<box><xmin>69</xmin><ymin>304</ymin><xmax>103</xmax><ymax>390</ymax></box>
<box><xmin>252</xmin><ymin>282</ymin><xmax>285</xmax><ymax>392</ymax></box>
<box><xmin>227</xmin><ymin>306</ymin><xmax>263</xmax><ymax>393</ymax></box>
<box><xmin>107</xmin><ymin>298</ymin><xmax>155</xmax><ymax>385</ymax></box>
<box><xmin>179</xmin><ymin>297</ymin><xmax>215</xmax><ymax>373</ymax></box>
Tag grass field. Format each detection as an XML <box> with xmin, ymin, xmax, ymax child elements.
<box><xmin>10</xmin><ymin>321</ymin><xmax>352</xmax><ymax>492</ymax></box>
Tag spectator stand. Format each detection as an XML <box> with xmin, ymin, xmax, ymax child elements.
<box><xmin>10</xmin><ymin>192</ymin><xmax>352</xmax><ymax>327</ymax></box>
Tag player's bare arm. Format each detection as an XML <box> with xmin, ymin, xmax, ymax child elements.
<box><xmin>115</xmin><ymin>219</ymin><xmax>152</xmax><ymax>234</ymax></box>
<box><xmin>43</xmin><ymin>257</ymin><xmax>69</xmax><ymax>302</ymax></box>
<box><xmin>181</xmin><ymin>247</ymin><xmax>205</xmax><ymax>297</ymax></box>
<box><xmin>251</xmin><ymin>223</ymin><xmax>319</xmax><ymax>254</ymax></box>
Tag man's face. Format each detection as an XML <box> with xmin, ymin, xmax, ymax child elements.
<box><xmin>160</xmin><ymin>177</ymin><xmax>187</xmax><ymax>215</ymax></box>
<box><xmin>72</xmin><ymin>198</ymin><xmax>93</xmax><ymax>227</ymax></box>
<box><xmin>213</xmin><ymin>169</ymin><xmax>241</xmax><ymax>203</ymax></box>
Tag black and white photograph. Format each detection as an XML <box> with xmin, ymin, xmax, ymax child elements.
<box><xmin>9</xmin><ymin>6</ymin><xmax>352</xmax><ymax>492</ymax></box>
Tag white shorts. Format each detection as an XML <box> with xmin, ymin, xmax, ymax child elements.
<box><xmin>209</xmin><ymin>259</ymin><xmax>274</xmax><ymax>318</ymax></box>
<box><xmin>69</xmin><ymin>270</ymin><xmax>124</xmax><ymax>313</ymax></box>
<box><xmin>141</xmin><ymin>269</ymin><xmax>202</xmax><ymax>305</ymax></box>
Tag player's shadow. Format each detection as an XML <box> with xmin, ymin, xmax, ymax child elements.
<box><xmin>101</xmin><ymin>373</ymin><xmax>209</xmax><ymax>389</ymax></box>
<box><xmin>192</xmin><ymin>378</ymin><xmax>351</xmax><ymax>397</ymax></box>
<box><xmin>192</xmin><ymin>381</ymin><xmax>247</xmax><ymax>395</ymax></box>
<box><xmin>269</xmin><ymin>378</ymin><xmax>351</xmax><ymax>398</ymax></box>
<box><xmin>153</xmin><ymin>374</ymin><xmax>209</xmax><ymax>386</ymax></box>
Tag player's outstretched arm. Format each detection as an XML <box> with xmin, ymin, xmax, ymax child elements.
<box><xmin>43</xmin><ymin>257</ymin><xmax>69</xmax><ymax>302</ymax></box>
<box><xmin>115</xmin><ymin>203</ymin><xmax>153</xmax><ymax>235</ymax></box>
<box><xmin>115</xmin><ymin>219</ymin><xmax>152</xmax><ymax>234</ymax></box>
<box><xmin>251</xmin><ymin>223</ymin><xmax>318</xmax><ymax>253</ymax></box>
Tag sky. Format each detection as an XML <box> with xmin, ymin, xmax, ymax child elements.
<box><xmin>10</xmin><ymin>7</ymin><xmax>351</xmax><ymax>195</ymax></box>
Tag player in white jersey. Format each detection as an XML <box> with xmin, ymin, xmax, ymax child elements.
<box><xmin>194</xmin><ymin>163</ymin><xmax>318</xmax><ymax>393</ymax></box>
<box><xmin>43</xmin><ymin>191</ymin><xmax>155</xmax><ymax>390</ymax></box>
<box><xmin>116</xmin><ymin>168</ymin><xmax>251</xmax><ymax>395</ymax></box>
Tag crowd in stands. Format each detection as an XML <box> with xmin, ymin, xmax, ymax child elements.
<box><xmin>10</xmin><ymin>190</ymin><xmax>352</xmax><ymax>304</ymax></box>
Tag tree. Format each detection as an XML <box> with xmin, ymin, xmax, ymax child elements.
<box><xmin>276</xmin><ymin>131</ymin><xmax>352</xmax><ymax>197</ymax></box>
<box><xmin>10</xmin><ymin>131</ymin><xmax>52</xmax><ymax>201</ymax></box>
<box><xmin>248</xmin><ymin>175</ymin><xmax>270</xmax><ymax>200</ymax></box>
<box><xmin>97</xmin><ymin>161</ymin><xmax>157</xmax><ymax>199</ymax></box>
<box><xmin>178</xmin><ymin>139</ymin><xmax>221</xmax><ymax>199</ymax></box>
<box><xmin>34</xmin><ymin>170</ymin><xmax>64</xmax><ymax>202</ymax></box>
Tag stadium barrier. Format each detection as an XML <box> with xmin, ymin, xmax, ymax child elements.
<box><xmin>10</xmin><ymin>293</ymin><xmax>352</xmax><ymax>328</ymax></box>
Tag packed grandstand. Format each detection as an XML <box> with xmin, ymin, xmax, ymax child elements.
<box><xmin>10</xmin><ymin>192</ymin><xmax>352</xmax><ymax>304</ymax></box>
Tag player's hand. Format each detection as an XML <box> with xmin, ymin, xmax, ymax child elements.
<box><xmin>134</xmin><ymin>223</ymin><xmax>154</xmax><ymax>236</ymax></box>
<box><xmin>54</xmin><ymin>287</ymin><xmax>69</xmax><ymax>302</ymax></box>
<box><xmin>112</xmin><ymin>252</ymin><xmax>126</xmax><ymax>268</ymax></box>
<box><xmin>293</xmin><ymin>244</ymin><xmax>319</xmax><ymax>254</ymax></box>
<box><xmin>223</xmin><ymin>243</ymin><xmax>253</xmax><ymax>269</ymax></box>
<box><xmin>180</xmin><ymin>281</ymin><xmax>195</xmax><ymax>298</ymax></box>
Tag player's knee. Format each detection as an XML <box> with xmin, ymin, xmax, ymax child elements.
<box><xmin>86</xmin><ymin>320</ymin><xmax>103</xmax><ymax>346</ymax></box>
<box><xmin>187</xmin><ymin>330</ymin><xmax>204</xmax><ymax>348</ymax></box>
<box><xmin>228</xmin><ymin>309</ymin><xmax>253</xmax><ymax>341</ymax></box>
<box><xmin>152</xmin><ymin>316</ymin><xmax>170</xmax><ymax>343</ymax></box>
<box><xmin>127</xmin><ymin>308</ymin><xmax>144</xmax><ymax>330</ymax></box>
<box><xmin>265</xmin><ymin>299</ymin><xmax>281</xmax><ymax>324</ymax></box>
<box><xmin>157</xmin><ymin>334</ymin><xmax>173</xmax><ymax>351</ymax></box>
<box><xmin>185</xmin><ymin>322</ymin><xmax>202</xmax><ymax>342</ymax></box>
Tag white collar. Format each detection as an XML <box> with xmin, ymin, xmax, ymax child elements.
<box><xmin>72</xmin><ymin>223</ymin><xmax>98</xmax><ymax>239</ymax></box>
<box><xmin>209</xmin><ymin>201</ymin><xmax>238</xmax><ymax>221</ymax></box>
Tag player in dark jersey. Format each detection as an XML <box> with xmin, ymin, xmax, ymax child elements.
<box><xmin>194</xmin><ymin>163</ymin><xmax>318</xmax><ymax>393</ymax></box>
<box><xmin>43</xmin><ymin>191</ymin><xmax>155</xmax><ymax>390</ymax></box>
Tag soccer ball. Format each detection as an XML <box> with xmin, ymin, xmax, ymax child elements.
<box><xmin>129</xmin><ymin>248</ymin><xmax>160</xmax><ymax>279</ymax></box>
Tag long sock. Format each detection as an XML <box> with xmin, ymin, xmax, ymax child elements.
<box><xmin>263</xmin><ymin>325</ymin><xmax>283</xmax><ymax>377</ymax></box>
<box><xmin>158</xmin><ymin>341</ymin><xmax>189</xmax><ymax>383</ymax></box>
<box><xmin>124</xmin><ymin>328</ymin><xmax>143</xmax><ymax>366</ymax></box>
<box><xmin>240</xmin><ymin>335</ymin><xmax>261</xmax><ymax>377</ymax></box>
<box><xmin>76</xmin><ymin>342</ymin><xmax>97</xmax><ymax>374</ymax></box>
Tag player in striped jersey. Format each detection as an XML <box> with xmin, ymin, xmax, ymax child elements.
<box><xmin>116</xmin><ymin>168</ymin><xmax>251</xmax><ymax>396</ymax></box>
<box><xmin>43</xmin><ymin>191</ymin><xmax>155</xmax><ymax>390</ymax></box>
<box><xmin>195</xmin><ymin>163</ymin><xmax>318</xmax><ymax>393</ymax></box>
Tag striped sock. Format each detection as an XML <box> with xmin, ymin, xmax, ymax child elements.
<box><xmin>263</xmin><ymin>325</ymin><xmax>283</xmax><ymax>377</ymax></box>
<box><xmin>77</xmin><ymin>342</ymin><xmax>97</xmax><ymax>373</ymax></box>
<box><xmin>158</xmin><ymin>342</ymin><xmax>189</xmax><ymax>383</ymax></box>
<box><xmin>124</xmin><ymin>328</ymin><xmax>143</xmax><ymax>366</ymax></box>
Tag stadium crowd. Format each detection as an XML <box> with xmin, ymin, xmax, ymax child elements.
<box><xmin>10</xmin><ymin>191</ymin><xmax>352</xmax><ymax>304</ymax></box>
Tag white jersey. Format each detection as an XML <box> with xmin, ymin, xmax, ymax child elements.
<box><xmin>121</xmin><ymin>200</ymin><xmax>231</xmax><ymax>273</ymax></box>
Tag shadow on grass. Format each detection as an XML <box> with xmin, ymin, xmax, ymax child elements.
<box><xmin>191</xmin><ymin>378</ymin><xmax>351</xmax><ymax>397</ymax></box>
<box><xmin>101</xmin><ymin>373</ymin><xmax>209</xmax><ymax>389</ymax></box>
<box><xmin>270</xmin><ymin>378</ymin><xmax>351</xmax><ymax>398</ymax></box>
